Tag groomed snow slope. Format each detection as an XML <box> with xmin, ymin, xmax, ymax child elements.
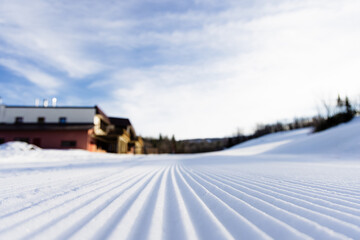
<box><xmin>0</xmin><ymin>118</ymin><xmax>360</xmax><ymax>240</ymax></box>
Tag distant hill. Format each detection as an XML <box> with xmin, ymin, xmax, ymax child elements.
<box><xmin>225</xmin><ymin>117</ymin><xmax>360</xmax><ymax>157</ymax></box>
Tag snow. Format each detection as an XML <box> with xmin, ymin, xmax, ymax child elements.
<box><xmin>0</xmin><ymin>118</ymin><xmax>360</xmax><ymax>239</ymax></box>
<box><xmin>0</xmin><ymin>141</ymin><xmax>40</xmax><ymax>151</ymax></box>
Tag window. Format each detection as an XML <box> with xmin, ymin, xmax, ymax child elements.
<box><xmin>61</xmin><ymin>140</ymin><xmax>77</xmax><ymax>147</ymax></box>
<box><xmin>15</xmin><ymin>117</ymin><xmax>23</xmax><ymax>124</ymax></box>
<box><xmin>59</xmin><ymin>117</ymin><xmax>66</xmax><ymax>124</ymax></box>
<box><xmin>38</xmin><ymin>117</ymin><xmax>45</xmax><ymax>124</ymax></box>
<box><xmin>100</xmin><ymin>120</ymin><xmax>107</xmax><ymax>131</ymax></box>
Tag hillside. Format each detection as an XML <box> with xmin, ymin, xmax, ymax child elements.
<box><xmin>227</xmin><ymin>116</ymin><xmax>360</xmax><ymax>156</ymax></box>
<box><xmin>0</xmin><ymin>118</ymin><xmax>359</xmax><ymax>239</ymax></box>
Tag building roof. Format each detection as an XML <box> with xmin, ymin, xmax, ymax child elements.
<box><xmin>109</xmin><ymin>117</ymin><xmax>137</xmax><ymax>139</ymax></box>
<box><xmin>0</xmin><ymin>123</ymin><xmax>94</xmax><ymax>131</ymax></box>
<box><xmin>4</xmin><ymin>105</ymin><xmax>96</xmax><ymax>109</ymax></box>
<box><xmin>109</xmin><ymin>117</ymin><xmax>132</xmax><ymax>128</ymax></box>
<box><xmin>95</xmin><ymin>106</ymin><xmax>111</xmax><ymax>124</ymax></box>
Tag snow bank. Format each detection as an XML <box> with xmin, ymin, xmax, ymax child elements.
<box><xmin>268</xmin><ymin>117</ymin><xmax>360</xmax><ymax>156</ymax></box>
<box><xmin>227</xmin><ymin>116</ymin><xmax>360</xmax><ymax>157</ymax></box>
<box><xmin>0</xmin><ymin>141</ymin><xmax>40</xmax><ymax>151</ymax></box>
<box><xmin>0</xmin><ymin>141</ymin><xmax>129</xmax><ymax>164</ymax></box>
<box><xmin>231</xmin><ymin>128</ymin><xmax>312</xmax><ymax>150</ymax></box>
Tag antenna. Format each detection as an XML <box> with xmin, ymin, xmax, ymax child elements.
<box><xmin>52</xmin><ymin>97</ymin><xmax>57</xmax><ymax>107</ymax></box>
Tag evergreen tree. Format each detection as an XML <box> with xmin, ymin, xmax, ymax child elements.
<box><xmin>171</xmin><ymin>135</ymin><xmax>176</xmax><ymax>153</ymax></box>
<box><xmin>345</xmin><ymin>96</ymin><xmax>352</xmax><ymax>113</ymax></box>
<box><xmin>337</xmin><ymin>94</ymin><xmax>343</xmax><ymax>107</ymax></box>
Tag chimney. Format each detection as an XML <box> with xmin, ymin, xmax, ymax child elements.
<box><xmin>52</xmin><ymin>97</ymin><xmax>57</xmax><ymax>107</ymax></box>
<box><xmin>43</xmin><ymin>99</ymin><xmax>49</xmax><ymax>107</ymax></box>
<box><xmin>35</xmin><ymin>98</ymin><xmax>40</xmax><ymax>107</ymax></box>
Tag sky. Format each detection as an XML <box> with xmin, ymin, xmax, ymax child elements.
<box><xmin>1</xmin><ymin>0</ymin><xmax>360</xmax><ymax>139</ymax></box>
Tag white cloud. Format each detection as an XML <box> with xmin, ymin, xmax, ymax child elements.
<box><xmin>0</xmin><ymin>0</ymin><xmax>104</xmax><ymax>78</ymax></box>
<box><xmin>0</xmin><ymin>58</ymin><xmax>61</xmax><ymax>92</ymax></box>
<box><xmin>1</xmin><ymin>0</ymin><xmax>360</xmax><ymax>138</ymax></box>
<box><xmin>98</xmin><ymin>0</ymin><xmax>360</xmax><ymax>139</ymax></box>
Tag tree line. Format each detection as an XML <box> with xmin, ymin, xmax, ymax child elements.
<box><xmin>142</xmin><ymin>95</ymin><xmax>359</xmax><ymax>154</ymax></box>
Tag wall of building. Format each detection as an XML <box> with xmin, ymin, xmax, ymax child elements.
<box><xmin>0</xmin><ymin>106</ymin><xmax>96</xmax><ymax>124</ymax></box>
<box><xmin>86</xmin><ymin>129</ymin><xmax>100</xmax><ymax>152</ymax></box>
<box><xmin>0</xmin><ymin>130</ymin><xmax>91</xmax><ymax>150</ymax></box>
<box><xmin>93</xmin><ymin>114</ymin><xmax>111</xmax><ymax>136</ymax></box>
<box><xmin>0</xmin><ymin>105</ymin><xmax>142</xmax><ymax>154</ymax></box>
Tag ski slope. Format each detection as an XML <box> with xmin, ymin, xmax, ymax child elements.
<box><xmin>0</xmin><ymin>118</ymin><xmax>360</xmax><ymax>239</ymax></box>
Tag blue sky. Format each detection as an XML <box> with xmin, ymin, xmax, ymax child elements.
<box><xmin>1</xmin><ymin>0</ymin><xmax>360</xmax><ymax>139</ymax></box>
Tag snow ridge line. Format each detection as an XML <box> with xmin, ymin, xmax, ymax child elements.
<box><xmin>229</xmin><ymin>174</ymin><xmax>360</xmax><ymax>218</ymax></box>
<box><xmin>250</xmin><ymin>176</ymin><xmax>360</xmax><ymax>208</ymax></box>
<box><xmin>278</xmin><ymin>178</ymin><xmax>360</xmax><ymax>198</ymax></box>
<box><xmin>0</xmin><ymin>167</ymin><xmax>149</xmax><ymax>228</ymax></box>
<box><xmin>202</xmin><ymin>168</ymin><xmax>360</xmax><ymax>233</ymax></box>
<box><xmin>169</xmin><ymin>165</ymin><xmax>199</xmax><ymax>239</ymax></box>
<box><xmin>128</xmin><ymin>166</ymin><xmax>172</xmax><ymax>240</ymax></box>
<box><xmin>0</xmin><ymin>167</ymin><xmax>157</xmax><ymax>239</ymax></box>
<box><xmin>0</xmin><ymin>165</ymin><xmax>143</xmax><ymax>217</ymax></box>
<box><xmin>191</xmin><ymin>167</ymin><xmax>350</xmax><ymax>239</ymax></box>
<box><xmin>105</xmin><ymin>166</ymin><xmax>168</xmax><ymax>239</ymax></box>
<box><xmin>194</xmin><ymin>167</ymin><xmax>358</xmax><ymax>239</ymax></box>
<box><xmin>179</xmin><ymin>165</ymin><xmax>312</xmax><ymax>240</ymax></box>
<box><xmin>173</xmin><ymin>165</ymin><xmax>237</xmax><ymax>240</ymax></box>
<box><xmin>54</xmin><ymin>167</ymin><xmax>160</xmax><ymax>240</ymax></box>
<box><xmin>235</xmin><ymin>173</ymin><xmax>360</xmax><ymax>204</ymax></box>
<box><xmin>91</xmin><ymin>167</ymin><xmax>166</xmax><ymax>240</ymax></box>
<box><xmin>1</xmin><ymin>152</ymin><xmax>360</xmax><ymax>239</ymax></box>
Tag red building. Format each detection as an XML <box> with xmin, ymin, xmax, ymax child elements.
<box><xmin>0</xmin><ymin>104</ymin><xmax>143</xmax><ymax>153</ymax></box>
